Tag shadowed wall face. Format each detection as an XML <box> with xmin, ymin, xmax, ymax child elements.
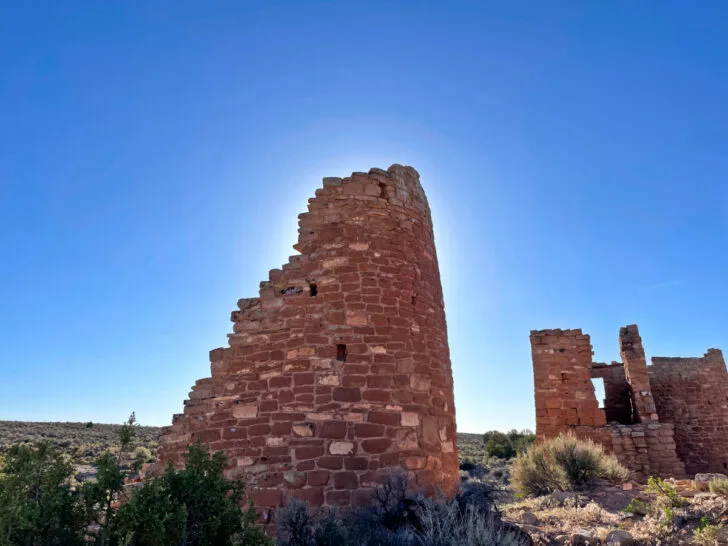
<box><xmin>157</xmin><ymin>165</ymin><xmax>459</xmax><ymax>514</ymax></box>
<box><xmin>591</xmin><ymin>363</ymin><xmax>633</xmax><ymax>425</ymax></box>
<box><xmin>649</xmin><ymin>350</ymin><xmax>728</xmax><ymax>475</ymax></box>
<box><xmin>619</xmin><ymin>325</ymin><xmax>659</xmax><ymax>423</ymax></box>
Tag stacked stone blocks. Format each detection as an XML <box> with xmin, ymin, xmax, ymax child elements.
<box><xmin>158</xmin><ymin>165</ymin><xmax>459</xmax><ymax>514</ymax></box>
<box><xmin>532</xmin><ymin>324</ymin><xmax>728</xmax><ymax>480</ymax></box>
<box><xmin>649</xmin><ymin>349</ymin><xmax>728</xmax><ymax>475</ymax></box>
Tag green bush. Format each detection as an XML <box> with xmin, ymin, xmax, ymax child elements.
<box><xmin>622</xmin><ymin>498</ymin><xmax>649</xmax><ymax>516</ymax></box>
<box><xmin>116</xmin><ymin>444</ymin><xmax>269</xmax><ymax>546</ymax></box>
<box><xmin>0</xmin><ymin>415</ymin><xmax>270</xmax><ymax>546</ymax></box>
<box><xmin>511</xmin><ymin>434</ymin><xmax>629</xmax><ymax>496</ymax></box>
<box><xmin>693</xmin><ymin>517</ymin><xmax>722</xmax><ymax>545</ymax></box>
<box><xmin>0</xmin><ymin>443</ymin><xmax>85</xmax><ymax>545</ymax></box>
<box><xmin>645</xmin><ymin>476</ymin><xmax>683</xmax><ymax>508</ymax></box>
<box><xmin>132</xmin><ymin>446</ymin><xmax>154</xmax><ymax>464</ymax></box>
<box><xmin>709</xmin><ymin>478</ymin><xmax>728</xmax><ymax>496</ymax></box>
<box><xmin>482</xmin><ymin>430</ymin><xmax>535</xmax><ymax>460</ymax></box>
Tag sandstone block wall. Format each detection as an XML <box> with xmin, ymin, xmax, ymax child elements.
<box><xmin>157</xmin><ymin>165</ymin><xmax>459</xmax><ymax>515</ymax></box>
<box><xmin>531</xmin><ymin>324</ymin><xmax>728</xmax><ymax>479</ymax></box>
<box><xmin>649</xmin><ymin>350</ymin><xmax>728</xmax><ymax>475</ymax></box>
<box><xmin>609</xmin><ymin>423</ymin><xmax>685</xmax><ymax>479</ymax></box>
<box><xmin>619</xmin><ymin>325</ymin><xmax>659</xmax><ymax>423</ymax></box>
<box><xmin>531</xmin><ymin>329</ymin><xmax>607</xmax><ymax>442</ymax></box>
<box><xmin>530</xmin><ymin>327</ymin><xmax>686</xmax><ymax>481</ymax></box>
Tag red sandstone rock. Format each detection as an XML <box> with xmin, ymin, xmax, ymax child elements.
<box><xmin>158</xmin><ymin>165</ymin><xmax>459</xmax><ymax>510</ymax></box>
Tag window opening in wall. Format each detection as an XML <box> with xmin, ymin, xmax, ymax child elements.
<box><xmin>309</xmin><ymin>283</ymin><xmax>318</xmax><ymax>297</ymax></box>
<box><xmin>591</xmin><ymin>377</ymin><xmax>606</xmax><ymax>408</ymax></box>
<box><xmin>336</xmin><ymin>344</ymin><xmax>347</xmax><ymax>362</ymax></box>
<box><xmin>411</xmin><ymin>295</ymin><xmax>417</xmax><ymax>306</ymax></box>
<box><xmin>281</xmin><ymin>286</ymin><xmax>302</xmax><ymax>296</ymax></box>
<box><xmin>561</xmin><ymin>373</ymin><xmax>567</xmax><ymax>382</ymax></box>
<box><xmin>378</xmin><ymin>182</ymin><xmax>387</xmax><ymax>197</ymax></box>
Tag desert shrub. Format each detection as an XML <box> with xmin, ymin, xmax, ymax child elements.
<box><xmin>511</xmin><ymin>434</ymin><xmax>628</xmax><ymax>496</ymax></box>
<box><xmin>645</xmin><ymin>476</ymin><xmax>683</xmax><ymax>508</ymax></box>
<box><xmin>459</xmin><ymin>460</ymin><xmax>476</xmax><ymax>473</ymax></box>
<box><xmin>415</xmin><ymin>497</ymin><xmax>526</xmax><ymax>546</ymax></box>
<box><xmin>275</xmin><ymin>499</ymin><xmax>346</xmax><ymax>546</ymax></box>
<box><xmin>510</xmin><ymin>441</ymin><xmax>555</xmax><ymax>496</ymax></box>
<box><xmin>276</xmin><ymin>472</ymin><xmax>529</xmax><ymax>546</ymax></box>
<box><xmin>709</xmin><ymin>478</ymin><xmax>728</xmax><ymax>496</ymax></box>
<box><xmin>133</xmin><ymin>446</ymin><xmax>154</xmax><ymax>464</ymax></box>
<box><xmin>693</xmin><ymin>517</ymin><xmax>722</xmax><ymax>545</ymax></box>
<box><xmin>623</xmin><ymin>498</ymin><xmax>649</xmax><ymax>516</ymax></box>
<box><xmin>116</xmin><ymin>443</ymin><xmax>269</xmax><ymax>546</ymax></box>
<box><xmin>482</xmin><ymin>430</ymin><xmax>535</xmax><ymax>460</ymax></box>
<box><xmin>0</xmin><ymin>443</ymin><xmax>85</xmax><ymax>545</ymax></box>
<box><xmin>483</xmin><ymin>431</ymin><xmax>515</xmax><ymax>459</ymax></box>
<box><xmin>509</xmin><ymin>430</ymin><xmax>536</xmax><ymax>456</ymax></box>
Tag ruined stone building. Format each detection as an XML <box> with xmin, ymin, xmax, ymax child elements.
<box><xmin>157</xmin><ymin>165</ymin><xmax>459</xmax><ymax>511</ymax></box>
<box><xmin>530</xmin><ymin>325</ymin><xmax>728</xmax><ymax>479</ymax></box>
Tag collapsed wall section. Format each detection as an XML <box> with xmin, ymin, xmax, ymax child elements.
<box><xmin>649</xmin><ymin>350</ymin><xmax>728</xmax><ymax>475</ymax></box>
<box><xmin>157</xmin><ymin>165</ymin><xmax>459</xmax><ymax>513</ymax></box>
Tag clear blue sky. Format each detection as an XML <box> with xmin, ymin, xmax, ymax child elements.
<box><xmin>1</xmin><ymin>2</ymin><xmax>727</xmax><ymax>433</ymax></box>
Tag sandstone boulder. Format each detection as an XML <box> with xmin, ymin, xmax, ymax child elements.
<box><xmin>605</xmin><ymin>530</ymin><xmax>633</xmax><ymax>545</ymax></box>
<box><xmin>695</xmin><ymin>473</ymin><xmax>728</xmax><ymax>491</ymax></box>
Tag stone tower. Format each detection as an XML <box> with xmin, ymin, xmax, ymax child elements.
<box><xmin>157</xmin><ymin>165</ymin><xmax>459</xmax><ymax>511</ymax></box>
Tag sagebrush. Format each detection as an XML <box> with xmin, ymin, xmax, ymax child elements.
<box><xmin>511</xmin><ymin>434</ymin><xmax>628</xmax><ymax>496</ymax></box>
<box><xmin>275</xmin><ymin>470</ymin><xmax>529</xmax><ymax>546</ymax></box>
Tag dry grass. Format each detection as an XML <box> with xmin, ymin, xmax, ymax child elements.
<box><xmin>709</xmin><ymin>478</ymin><xmax>728</xmax><ymax>496</ymax></box>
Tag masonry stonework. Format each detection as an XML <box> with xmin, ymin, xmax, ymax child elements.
<box><xmin>157</xmin><ymin>165</ymin><xmax>459</xmax><ymax>513</ymax></box>
<box><xmin>649</xmin><ymin>349</ymin><xmax>728</xmax><ymax>475</ymax></box>
<box><xmin>531</xmin><ymin>325</ymin><xmax>727</xmax><ymax>480</ymax></box>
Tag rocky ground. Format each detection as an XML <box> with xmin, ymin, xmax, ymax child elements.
<box><xmin>498</xmin><ymin>477</ymin><xmax>728</xmax><ymax>545</ymax></box>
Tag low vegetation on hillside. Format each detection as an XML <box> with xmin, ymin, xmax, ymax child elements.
<box><xmin>0</xmin><ymin>420</ymin><xmax>161</xmax><ymax>465</ymax></box>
